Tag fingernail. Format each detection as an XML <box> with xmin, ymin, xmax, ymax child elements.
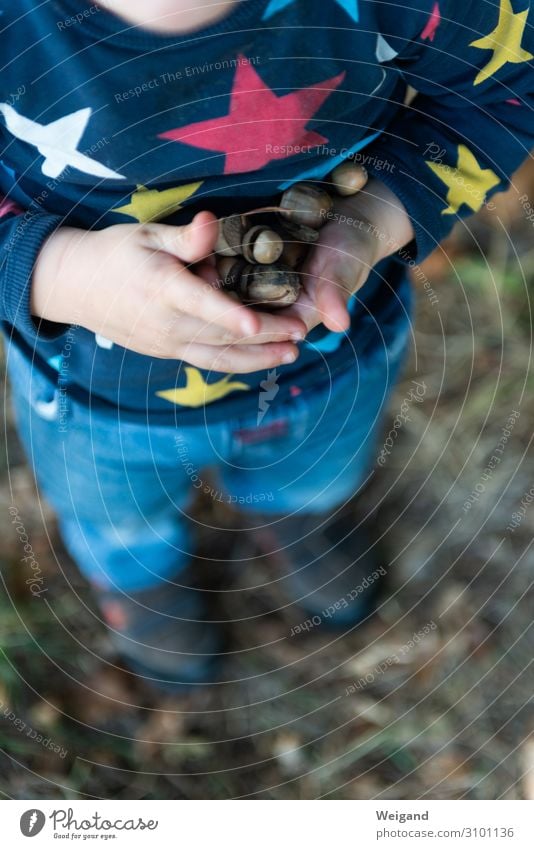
<box><xmin>291</xmin><ymin>331</ymin><xmax>305</xmax><ymax>342</ymax></box>
<box><xmin>282</xmin><ymin>351</ymin><xmax>297</xmax><ymax>364</ymax></box>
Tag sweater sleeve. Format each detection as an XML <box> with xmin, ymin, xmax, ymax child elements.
<box><xmin>362</xmin><ymin>0</ymin><xmax>534</xmax><ymax>261</ymax></box>
<box><xmin>0</xmin><ymin>195</ymin><xmax>64</xmax><ymax>340</ymax></box>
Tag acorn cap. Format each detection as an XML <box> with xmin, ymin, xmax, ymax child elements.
<box><xmin>279</xmin><ymin>182</ymin><xmax>333</xmax><ymax>229</ymax></box>
<box><xmin>215</xmin><ymin>214</ymin><xmax>249</xmax><ymax>256</ymax></box>
<box><xmin>217</xmin><ymin>256</ymin><xmax>248</xmax><ymax>292</ymax></box>
<box><xmin>278</xmin><ymin>217</ymin><xmax>320</xmax><ymax>244</ymax></box>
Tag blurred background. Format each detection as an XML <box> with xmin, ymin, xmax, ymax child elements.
<box><xmin>0</xmin><ymin>159</ymin><xmax>533</xmax><ymax>801</ymax></box>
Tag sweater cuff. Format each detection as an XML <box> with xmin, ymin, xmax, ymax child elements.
<box><xmin>3</xmin><ymin>210</ymin><xmax>68</xmax><ymax>341</ymax></box>
<box><xmin>364</xmin><ymin>147</ymin><xmax>451</xmax><ymax>265</ymax></box>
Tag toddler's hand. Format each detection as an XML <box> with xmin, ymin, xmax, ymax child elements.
<box><xmin>282</xmin><ymin>178</ymin><xmax>415</xmax><ymax>334</ymax></box>
<box><xmin>31</xmin><ymin>212</ymin><xmax>306</xmax><ymax>373</ymax></box>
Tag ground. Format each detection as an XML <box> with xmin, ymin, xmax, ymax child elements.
<box><xmin>0</xmin><ymin>162</ymin><xmax>533</xmax><ymax>800</ymax></box>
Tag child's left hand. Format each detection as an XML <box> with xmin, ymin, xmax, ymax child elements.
<box><xmin>282</xmin><ymin>177</ymin><xmax>415</xmax><ymax>334</ymax></box>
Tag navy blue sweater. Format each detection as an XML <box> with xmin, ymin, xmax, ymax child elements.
<box><xmin>0</xmin><ymin>0</ymin><xmax>532</xmax><ymax>421</ymax></box>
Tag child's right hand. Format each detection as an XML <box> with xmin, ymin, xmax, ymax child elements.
<box><xmin>31</xmin><ymin>212</ymin><xmax>306</xmax><ymax>373</ymax></box>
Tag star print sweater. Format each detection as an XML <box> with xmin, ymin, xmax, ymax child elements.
<box><xmin>0</xmin><ymin>0</ymin><xmax>532</xmax><ymax>421</ymax></box>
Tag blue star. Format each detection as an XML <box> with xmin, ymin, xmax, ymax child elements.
<box><xmin>0</xmin><ymin>159</ymin><xmax>16</xmax><ymax>181</ymax></box>
<box><xmin>47</xmin><ymin>355</ymin><xmax>62</xmax><ymax>371</ymax></box>
<box><xmin>263</xmin><ymin>0</ymin><xmax>359</xmax><ymax>23</ymax></box>
<box><xmin>278</xmin><ymin>131</ymin><xmax>381</xmax><ymax>190</ymax></box>
<box><xmin>262</xmin><ymin>0</ymin><xmax>292</xmax><ymax>18</ymax></box>
<box><xmin>334</xmin><ymin>0</ymin><xmax>359</xmax><ymax>23</ymax></box>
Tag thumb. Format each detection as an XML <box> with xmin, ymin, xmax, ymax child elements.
<box><xmin>315</xmin><ymin>274</ymin><xmax>352</xmax><ymax>332</ymax></box>
<box><xmin>304</xmin><ymin>252</ymin><xmax>355</xmax><ymax>332</ymax></box>
<box><xmin>313</xmin><ymin>246</ymin><xmax>373</xmax><ymax>331</ymax></box>
<box><xmin>141</xmin><ymin>211</ymin><xmax>219</xmax><ymax>264</ymax></box>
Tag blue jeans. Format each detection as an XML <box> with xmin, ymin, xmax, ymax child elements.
<box><xmin>5</xmin><ymin>273</ymin><xmax>411</xmax><ymax>594</ymax></box>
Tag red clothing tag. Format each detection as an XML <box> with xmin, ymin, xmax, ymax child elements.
<box><xmin>233</xmin><ymin>418</ymin><xmax>288</xmax><ymax>444</ymax></box>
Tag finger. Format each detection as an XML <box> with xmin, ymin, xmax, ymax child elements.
<box><xmin>194</xmin><ymin>261</ymin><xmax>223</xmax><ymax>286</ymax></box>
<box><xmin>282</xmin><ymin>273</ymin><xmax>351</xmax><ymax>334</ymax></box>
<box><xmin>141</xmin><ymin>211</ymin><xmax>219</xmax><ymax>264</ymax></box>
<box><xmin>314</xmin><ymin>275</ymin><xmax>352</xmax><ymax>332</ymax></box>
<box><xmin>172</xmin><ymin>313</ymin><xmax>308</xmax><ymax>347</ymax></box>
<box><xmin>162</xmin><ymin>262</ymin><xmax>264</xmax><ymax>336</ymax></box>
<box><xmin>280</xmin><ymin>277</ymin><xmax>322</xmax><ymax>333</ymax></box>
<box><xmin>164</xmin><ymin>264</ymin><xmax>307</xmax><ymax>341</ymax></box>
<box><xmin>175</xmin><ymin>341</ymin><xmax>300</xmax><ymax>374</ymax></box>
<box><xmin>304</xmin><ymin>244</ymin><xmax>361</xmax><ymax>331</ymax></box>
<box><xmin>195</xmin><ymin>262</ymin><xmax>307</xmax><ymax>341</ymax></box>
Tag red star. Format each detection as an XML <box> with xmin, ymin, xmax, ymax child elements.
<box><xmin>0</xmin><ymin>196</ymin><xmax>21</xmax><ymax>218</ymax></box>
<box><xmin>159</xmin><ymin>56</ymin><xmax>345</xmax><ymax>174</ymax></box>
<box><xmin>420</xmin><ymin>2</ymin><xmax>441</xmax><ymax>42</ymax></box>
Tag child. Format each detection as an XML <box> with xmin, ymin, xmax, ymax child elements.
<box><xmin>1</xmin><ymin>0</ymin><xmax>532</xmax><ymax>688</ymax></box>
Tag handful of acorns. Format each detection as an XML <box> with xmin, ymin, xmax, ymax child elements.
<box><xmin>215</xmin><ymin>161</ymin><xmax>368</xmax><ymax>308</ymax></box>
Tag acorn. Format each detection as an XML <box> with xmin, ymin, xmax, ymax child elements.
<box><xmin>277</xmin><ymin>218</ymin><xmax>320</xmax><ymax>244</ymax></box>
<box><xmin>330</xmin><ymin>161</ymin><xmax>368</xmax><ymax>196</ymax></box>
<box><xmin>243</xmin><ymin>263</ymin><xmax>301</xmax><ymax>307</ymax></box>
<box><xmin>279</xmin><ymin>182</ymin><xmax>333</xmax><ymax>229</ymax></box>
<box><xmin>242</xmin><ymin>225</ymin><xmax>284</xmax><ymax>264</ymax></box>
<box><xmin>216</xmin><ymin>256</ymin><xmax>244</xmax><ymax>287</ymax></box>
<box><xmin>215</xmin><ymin>214</ymin><xmax>248</xmax><ymax>256</ymax></box>
<box><xmin>218</xmin><ymin>257</ymin><xmax>301</xmax><ymax>307</ymax></box>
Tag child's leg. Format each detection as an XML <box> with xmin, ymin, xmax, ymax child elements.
<box><xmin>5</xmin><ymin>343</ymin><xmax>225</xmax><ymax>686</ymax></box>
<box><xmin>220</xmin><ymin>271</ymin><xmax>412</xmax><ymax>624</ymax></box>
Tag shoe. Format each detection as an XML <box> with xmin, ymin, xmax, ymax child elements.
<box><xmin>91</xmin><ymin>569</ymin><xmax>221</xmax><ymax>692</ymax></box>
<box><xmin>248</xmin><ymin>505</ymin><xmax>385</xmax><ymax>628</ymax></box>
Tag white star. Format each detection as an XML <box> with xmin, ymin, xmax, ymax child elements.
<box><xmin>376</xmin><ymin>34</ymin><xmax>398</xmax><ymax>63</ymax></box>
<box><xmin>95</xmin><ymin>334</ymin><xmax>114</xmax><ymax>349</ymax></box>
<box><xmin>0</xmin><ymin>103</ymin><xmax>124</xmax><ymax>180</ymax></box>
<box><xmin>34</xmin><ymin>395</ymin><xmax>59</xmax><ymax>421</ymax></box>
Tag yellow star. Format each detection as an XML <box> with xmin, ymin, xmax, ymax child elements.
<box><xmin>112</xmin><ymin>181</ymin><xmax>203</xmax><ymax>222</ymax></box>
<box><xmin>426</xmin><ymin>144</ymin><xmax>501</xmax><ymax>215</ymax></box>
<box><xmin>470</xmin><ymin>0</ymin><xmax>533</xmax><ymax>86</ymax></box>
<box><xmin>156</xmin><ymin>367</ymin><xmax>250</xmax><ymax>408</ymax></box>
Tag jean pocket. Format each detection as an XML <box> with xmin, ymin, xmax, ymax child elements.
<box><xmin>6</xmin><ymin>343</ymin><xmax>65</xmax><ymax>422</ymax></box>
